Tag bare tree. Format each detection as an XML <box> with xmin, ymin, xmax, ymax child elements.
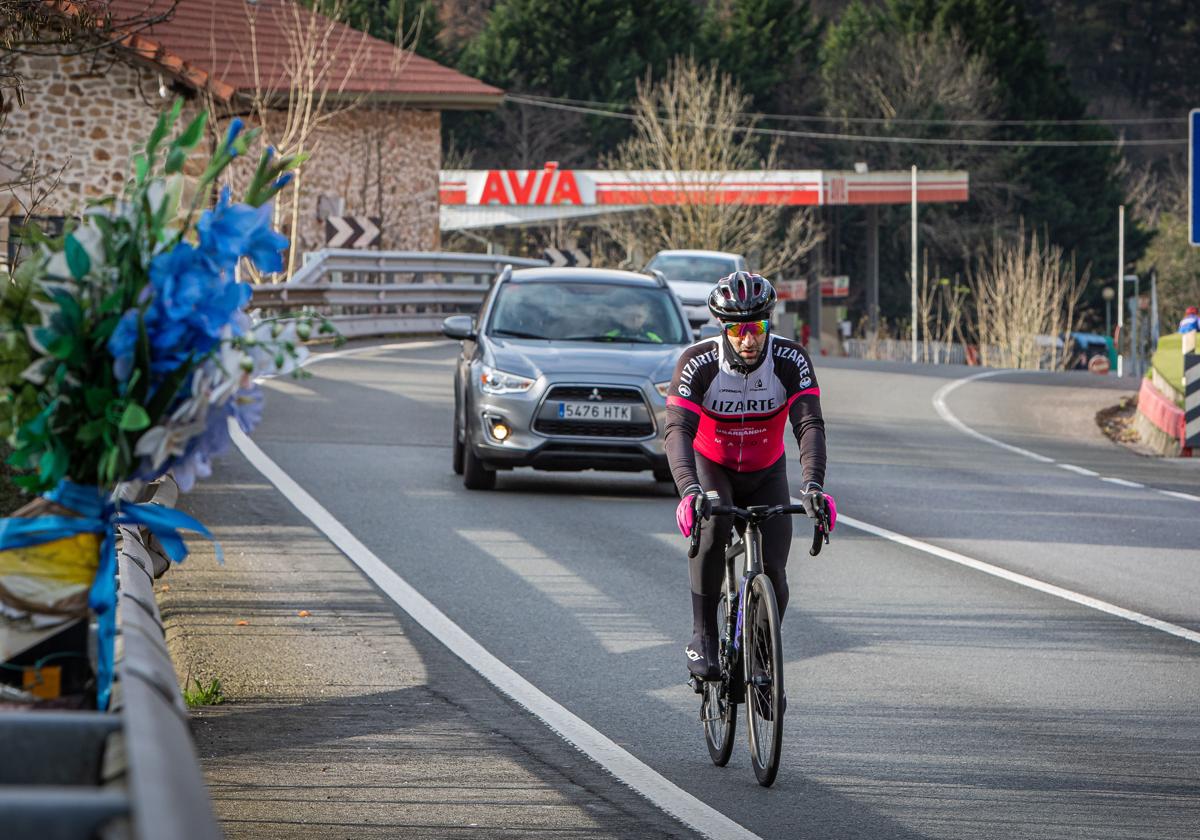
<box><xmin>970</xmin><ymin>222</ymin><xmax>1085</xmax><ymax>370</ymax></box>
<box><xmin>822</xmin><ymin>29</ymin><xmax>1010</xmax><ymax>260</ymax></box>
<box><xmin>204</xmin><ymin>0</ymin><xmax>420</xmax><ymax>278</ymax></box>
<box><xmin>599</xmin><ymin>56</ymin><xmax>822</xmax><ymax>276</ymax></box>
<box><xmin>1</xmin><ymin>1</ymin><xmax>176</xmax><ymax>264</ymax></box>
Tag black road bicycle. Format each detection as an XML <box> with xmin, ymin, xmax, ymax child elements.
<box><xmin>687</xmin><ymin>490</ymin><xmax>831</xmax><ymax>787</ymax></box>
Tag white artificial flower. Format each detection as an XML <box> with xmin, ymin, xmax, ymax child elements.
<box><xmin>146</xmin><ymin>175</ymin><xmax>183</xmax><ymax>219</ymax></box>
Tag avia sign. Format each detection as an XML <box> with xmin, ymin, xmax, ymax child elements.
<box><xmin>440</xmin><ymin>163</ymin><xmax>969</xmax><ymax>208</ymax></box>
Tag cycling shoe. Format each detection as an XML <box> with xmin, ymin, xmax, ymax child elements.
<box><xmin>685</xmin><ymin>631</ymin><xmax>720</xmax><ymax>680</ymax></box>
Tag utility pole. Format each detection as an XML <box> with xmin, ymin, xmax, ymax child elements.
<box><xmin>1150</xmin><ymin>266</ymin><xmax>1160</xmax><ymax>347</ymax></box>
<box><xmin>1117</xmin><ymin>205</ymin><xmax>1125</xmax><ymax>378</ymax></box>
<box><xmin>911</xmin><ymin>165</ymin><xmax>918</xmax><ymax>364</ymax></box>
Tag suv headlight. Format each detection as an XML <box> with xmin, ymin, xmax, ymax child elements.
<box><xmin>654</xmin><ymin>381</ymin><xmax>671</xmax><ymax>398</ymax></box>
<box><xmin>479</xmin><ymin>365</ymin><xmax>535</xmax><ymax>395</ymax></box>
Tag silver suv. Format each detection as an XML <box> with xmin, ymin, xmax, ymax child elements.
<box><xmin>645</xmin><ymin>249</ymin><xmax>748</xmax><ymax>328</ymax></box>
<box><xmin>443</xmin><ymin>267</ymin><xmax>691</xmax><ymax>490</ymax></box>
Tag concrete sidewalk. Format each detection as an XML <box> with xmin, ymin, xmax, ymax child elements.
<box><xmin>158</xmin><ymin>450</ymin><xmax>695</xmax><ymax>839</ymax></box>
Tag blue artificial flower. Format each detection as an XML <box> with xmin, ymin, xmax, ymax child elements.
<box><xmin>231</xmin><ymin>385</ymin><xmax>264</xmax><ymax>434</ymax></box>
<box><xmin>197</xmin><ymin>186</ymin><xmax>258</xmax><ymax>272</ymax></box>
<box><xmin>224</xmin><ymin>118</ymin><xmax>244</xmax><ymax>157</ymax></box>
<box><xmin>272</xmin><ymin>172</ymin><xmax>293</xmax><ymax>191</ymax></box>
<box><xmin>241</xmin><ymin>203</ymin><xmax>289</xmax><ymax>274</ymax></box>
<box><xmin>108</xmin><ymin>309</ymin><xmax>140</xmax><ymax>382</ymax></box>
<box><xmin>149</xmin><ymin>242</ymin><xmax>216</xmax><ymax>320</ymax></box>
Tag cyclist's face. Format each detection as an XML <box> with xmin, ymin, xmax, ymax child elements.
<box><xmin>726</xmin><ymin>323</ymin><xmax>767</xmax><ymax>363</ymax></box>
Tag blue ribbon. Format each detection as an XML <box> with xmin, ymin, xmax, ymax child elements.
<box><xmin>0</xmin><ymin>479</ymin><xmax>218</xmax><ymax>709</ymax></box>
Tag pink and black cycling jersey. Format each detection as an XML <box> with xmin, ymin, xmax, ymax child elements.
<box><xmin>664</xmin><ymin>335</ymin><xmax>826</xmax><ymax>493</ymax></box>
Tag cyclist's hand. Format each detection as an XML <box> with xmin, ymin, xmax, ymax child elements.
<box><xmin>823</xmin><ymin>492</ymin><xmax>837</xmax><ymax>532</ymax></box>
<box><xmin>799</xmin><ymin>482</ymin><xmax>829</xmax><ymax>522</ymax></box>
<box><xmin>675</xmin><ymin>484</ymin><xmax>711</xmax><ymax>537</ymax></box>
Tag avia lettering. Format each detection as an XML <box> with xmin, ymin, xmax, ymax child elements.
<box><xmin>478</xmin><ymin>166</ymin><xmax>583</xmax><ymax>206</ymax></box>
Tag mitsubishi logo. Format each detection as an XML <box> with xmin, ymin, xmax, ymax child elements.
<box><xmin>588</xmin><ymin>388</ymin><xmax>603</xmax><ymax>401</ymax></box>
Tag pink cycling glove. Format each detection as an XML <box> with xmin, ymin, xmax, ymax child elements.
<box><xmin>824</xmin><ymin>493</ymin><xmax>837</xmax><ymax>531</ymax></box>
<box><xmin>676</xmin><ymin>485</ymin><xmax>703</xmax><ymax>537</ymax></box>
<box><xmin>676</xmin><ymin>495</ymin><xmax>697</xmax><ymax>537</ymax></box>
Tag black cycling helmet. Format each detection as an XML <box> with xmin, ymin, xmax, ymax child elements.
<box><xmin>707</xmin><ymin>271</ymin><xmax>777</xmax><ymax>323</ymax></box>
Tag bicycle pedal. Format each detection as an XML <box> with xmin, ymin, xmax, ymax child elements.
<box><xmin>687</xmin><ymin>675</ymin><xmax>704</xmax><ymax>694</ymax></box>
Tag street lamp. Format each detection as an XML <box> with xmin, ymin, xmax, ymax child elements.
<box><xmin>1102</xmin><ymin>286</ymin><xmax>1115</xmax><ymax>337</ymax></box>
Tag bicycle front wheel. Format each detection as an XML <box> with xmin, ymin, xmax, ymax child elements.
<box><xmin>702</xmin><ymin>590</ymin><xmax>737</xmax><ymax>766</ymax></box>
<box><xmin>743</xmin><ymin>573</ymin><xmax>784</xmax><ymax>787</ymax></box>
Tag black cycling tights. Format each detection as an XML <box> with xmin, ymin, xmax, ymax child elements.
<box><xmin>690</xmin><ymin>452</ymin><xmax>792</xmax><ymax>639</ymax></box>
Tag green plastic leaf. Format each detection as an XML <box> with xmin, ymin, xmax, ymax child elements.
<box><xmin>164</xmin><ymin>147</ymin><xmax>187</xmax><ymax>174</ymax></box>
<box><xmin>146</xmin><ymin>98</ymin><xmax>183</xmax><ymax>159</ymax></box>
<box><xmin>118</xmin><ymin>402</ymin><xmax>151</xmax><ymax>432</ymax></box>
<box><xmin>64</xmin><ymin>234</ymin><xmax>90</xmax><ymax>278</ymax></box>
<box><xmin>77</xmin><ymin>418</ymin><xmax>107</xmax><ymax>443</ymax></box>
<box><xmin>134</xmin><ymin>154</ymin><xmax>149</xmax><ymax>184</ymax></box>
<box><xmin>176</xmin><ymin>111</ymin><xmax>208</xmax><ymax>149</ymax></box>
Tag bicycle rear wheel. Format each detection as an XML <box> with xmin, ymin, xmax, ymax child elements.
<box><xmin>743</xmin><ymin>573</ymin><xmax>784</xmax><ymax>787</ymax></box>
<box><xmin>702</xmin><ymin>590</ymin><xmax>737</xmax><ymax>765</ymax></box>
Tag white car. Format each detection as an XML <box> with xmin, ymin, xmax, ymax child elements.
<box><xmin>644</xmin><ymin>249</ymin><xmax>748</xmax><ymax>328</ymax></box>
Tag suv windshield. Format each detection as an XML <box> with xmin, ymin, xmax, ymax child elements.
<box><xmin>488</xmin><ymin>281</ymin><xmax>689</xmax><ymax>344</ymax></box>
<box><xmin>646</xmin><ymin>254</ymin><xmax>739</xmax><ymax>284</ymax></box>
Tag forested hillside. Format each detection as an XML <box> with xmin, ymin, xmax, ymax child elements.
<box><xmin>339</xmin><ymin>0</ymin><xmax>1199</xmax><ymax>327</ymax></box>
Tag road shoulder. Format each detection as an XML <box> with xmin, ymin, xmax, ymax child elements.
<box><xmin>159</xmin><ymin>449</ymin><xmax>696</xmax><ymax>839</ymax></box>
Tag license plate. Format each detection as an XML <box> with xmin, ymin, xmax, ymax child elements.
<box><xmin>558</xmin><ymin>401</ymin><xmax>632</xmax><ymax>422</ymax></box>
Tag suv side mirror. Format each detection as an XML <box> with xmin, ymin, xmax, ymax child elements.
<box><xmin>697</xmin><ymin>324</ymin><xmax>721</xmax><ymax>340</ymax></box>
<box><xmin>442</xmin><ymin>315</ymin><xmax>476</xmax><ymax>341</ymax></box>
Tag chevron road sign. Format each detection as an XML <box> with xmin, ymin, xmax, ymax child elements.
<box><xmin>542</xmin><ymin>246</ymin><xmax>590</xmax><ymax>268</ymax></box>
<box><xmin>1186</xmin><ymin>352</ymin><xmax>1200</xmax><ymax>449</ymax></box>
<box><xmin>325</xmin><ymin>216</ymin><xmax>381</xmax><ymax>248</ymax></box>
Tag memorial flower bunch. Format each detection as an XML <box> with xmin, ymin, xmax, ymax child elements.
<box><xmin>0</xmin><ymin>101</ymin><xmax>337</xmax><ymax>707</ymax></box>
<box><xmin>2</xmin><ymin>99</ymin><xmax>329</xmax><ymax>496</ymax></box>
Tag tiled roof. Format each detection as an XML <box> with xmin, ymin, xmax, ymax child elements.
<box><xmin>98</xmin><ymin>0</ymin><xmax>502</xmax><ymax>106</ymax></box>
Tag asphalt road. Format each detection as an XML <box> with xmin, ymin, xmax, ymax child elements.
<box><xmin>247</xmin><ymin>341</ymin><xmax>1200</xmax><ymax>839</ymax></box>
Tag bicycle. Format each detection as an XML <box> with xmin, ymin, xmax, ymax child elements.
<box><xmin>687</xmin><ymin>490</ymin><xmax>831</xmax><ymax>787</ymax></box>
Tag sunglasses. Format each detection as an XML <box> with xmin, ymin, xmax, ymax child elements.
<box><xmin>722</xmin><ymin>319</ymin><xmax>769</xmax><ymax>338</ymax></box>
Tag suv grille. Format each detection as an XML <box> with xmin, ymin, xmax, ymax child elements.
<box><xmin>535</xmin><ymin>385</ymin><xmax>654</xmax><ymax>438</ymax></box>
<box><xmin>543</xmin><ymin>385</ymin><xmax>644</xmax><ymax>403</ymax></box>
<box><xmin>535</xmin><ymin>420</ymin><xmax>655</xmax><ymax>437</ymax></box>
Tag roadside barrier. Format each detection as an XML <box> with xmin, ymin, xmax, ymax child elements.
<box><xmin>0</xmin><ymin>477</ymin><xmax>221</xmax><ymax>840</ymax></box>
<box><xmin>1185</xmin><ymin>352</ymin><xmax>1200</xmax><ymax>450</ymax></box>
<box><xmin>254</xmin><ymin>249</ymin><xmax>548</xmax><ymax>338</ymax></box>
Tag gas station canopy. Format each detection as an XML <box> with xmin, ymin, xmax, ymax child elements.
<box><xmin>439</xmin><ymin>164</ymin><xmax>969</xmax><ymax>231</ymax></box>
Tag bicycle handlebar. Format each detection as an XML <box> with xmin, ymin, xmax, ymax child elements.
<box><xmin>686</xmin><ymin>497</ymin><xmax>832</xmax><ymax>559</ymax></box>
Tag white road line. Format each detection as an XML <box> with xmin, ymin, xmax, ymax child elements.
<box><xmin>933</xmin><ymin>370</ymin><xmax>1199</xmax><ymax>503</ymax></box>
<box><xmin>1101</xmin><ymin>476</ymin><xmax>1145</xmax><ymax>488</ymax></box>
<box><xmin>931</xmin><ymin>371</ymin><xmax>1056</xmax><ymax>463</ymax></box>
<box><xmin>305</xmin><ymin>339</ymin><xmax>447</xmax><ymax>366</ymax></box>
<box><xmin>231</xmin><ymin>422</ymin><xmax>761</xmax><ymax>840</ymax></box>
<box><xmin>805</xmin><ymin>500</ymin><xmax>1200</xmax><ymax>647</ymax></box>
<box><xmin>1159</xmin><ymin>489</ymin><xmax>1200</xmax><ymax>502</ymax></box>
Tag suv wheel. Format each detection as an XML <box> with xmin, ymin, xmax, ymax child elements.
<box><xmin>462</xmin><ymin>441</ymin><xmax>496</xmax><ymax>490</ymax></box>
<box><xmin>452</xmin><ymin>410</ymin><xmax>465</xmax><ymax>476</ymax></box>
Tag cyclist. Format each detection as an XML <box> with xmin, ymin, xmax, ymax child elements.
<box><xmin>664</xmin><ymin>271</ymin><xmax>828</xmax><ymax>680</ymax></box>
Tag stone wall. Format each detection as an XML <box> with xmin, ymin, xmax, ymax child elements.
<box><xmin>2</xmin><ymin>51</ymin><xmax>166</xmax><ymax>217</ymax></box>
<box><xmin>3</xmin><ymin>50</ymin><xmax>443</xmax><ymax>267</ymax></box>
<box><xmin>228</xmin><ymin>105</ymin><xmax>441</xmax><ymax>256</ymax></box>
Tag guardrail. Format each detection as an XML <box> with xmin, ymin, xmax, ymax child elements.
<box><xmin>254</xmin><ymin>249</ymin><xmax>548</xmax><ymax>339</ymax></box>
<box><xmin>0</xmin><ymin>478</ymin><xmax>221</xmax><ymax>840</ymax></box>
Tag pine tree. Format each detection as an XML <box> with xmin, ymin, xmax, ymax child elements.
<box><xmin>454</xmin><ymin>0</ymin><xmax>697</xmax><ymax>165</ymax></box>
<box><xmin>700</xmin><ymin>0</ymin><xmax>823</xmax><ymax>116</ymax></box>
